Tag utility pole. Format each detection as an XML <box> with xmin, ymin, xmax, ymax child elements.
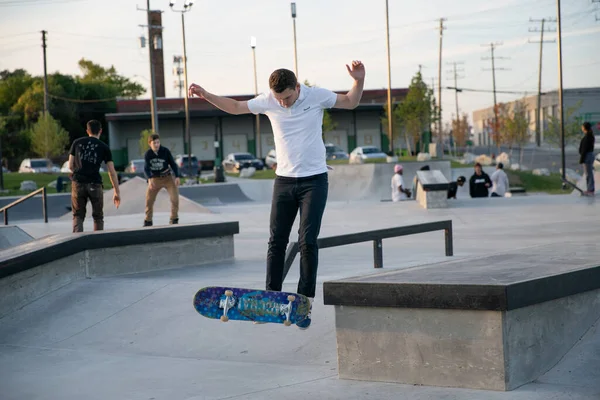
<box><xmin>41</xmin><ymin>30</ymin><xmax>48</xmax><ymax>116</ymax></box>
<box><xmin>251</xmin><ymin>37</ymin><xmax>261</xmax><ymax>158</ymax></box>
<box><xmin>385</xmin><ymin>0</ymin><xmax>394</xmax><ymax>154</ymax></box>
<box><xmin>137</xmin><ymin>1</ymin><xmax>161</xmax><ymax>134</ymax></box>
<box><xmin>173</xmin><ymin>55</ymin><xmax>184</xmax><ymax>98</ymax></box>
<box><xmin>437</xmin><ymin>18</ymin><xmax>446</xmax><ymax>158</ymax></box>
<box><xmin>482</xmin><ymin>42</ymin><xmax>509</xmax><ymax>153</ymax></box>
<box><xmin>291</xmin><ymin>3</ymin><xmax>299</xmax><ymax>79</ymax></box>
<box><xmin>529</xmin><ymin>17</ymin><xmax>556</xmax><ymax>147</ymax></box>
<box><xmin>556</xmin><ymin>0</ymin><xmax>566</xmax><ymax>180</ymax></box>
<box><xmin>446</xmin><ymin>61</ymin><xmax>464</xmax><ymax>152</ymax></box>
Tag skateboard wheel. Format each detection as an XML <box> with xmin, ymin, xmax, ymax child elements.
<box><xmin>225</xmin><ymin>290</ymin><xmax>233</xmax><ymax>297</ymax></box>
<box><xmin>287</xmin><ymin>295</ymin><xmax>295</xmax><ymax>302</ymax></box>
<box><xmin>284</xmin><ymin>320</ymin><xmax>292</xmax><ymax>326</ymax></box>
<box><xmin>220</xmin><ymin>315</ymin><xmax>229</xmax><ymax>322</ymax></box>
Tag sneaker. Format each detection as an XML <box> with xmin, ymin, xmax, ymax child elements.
<box><xmin>296</xmin><ymin>298</ymin><xmax>313</xmax><ymax>330</ymax></box>
<box><xmin>169</xmin><ymin>218</ymin><xmax>179</xmax><ymax>225</ymax></box>
<box><xmin>253</xmin><ymin>321</ymin><xmax>267</xmax><ymax>325</ymax></box>
<box><xmin>143</xmin><ymin>220</ymin><xmax>153</xmax><ymax>227</ymax></box>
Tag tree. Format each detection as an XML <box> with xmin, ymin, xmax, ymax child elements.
<box><xmin>29</xmin><ymin>113</ymin><xmax>70</xmax><ymax>158</ymax></box>
<box><xmin>452</xmin><ymin>113</ymin><xmax>470</xmax><ymax>148</ymax></box>
<box><xmin>544</xmin><ymin>101</ymin><xmax>583</xmax><ymax>149</ymax></box>
<box><xmin>139</xmin><ymin>129</ymin><xmax>154</xmax><ymax>157</ymax></box>
<box><xmin>395</xmin><ymin>71</ymin><xmax>434</xmax><ymax>156</ymax></box>
<box><xmin>499</xmin><ymin>100</ymin><xmax>530</xmax><ymax>165</ymax></box>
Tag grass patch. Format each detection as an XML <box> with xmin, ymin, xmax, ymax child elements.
<box><xmin>506</xmin><ymin>170</ymin><xmax>566</xmax><ymax>194</ymax></box>
<box><xmin>0</xmin><ymin>172</ymin><xmax>115</xmax><ymax>197</ymax></box>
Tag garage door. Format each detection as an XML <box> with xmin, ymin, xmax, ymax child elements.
<box><xmin>191</xmin><ymin>135</ymin><xmax>215</xmax><ymax>161</ymax></box>
<box><xmin>223</xmin><ymin>134</ymin><xmax>248</xmax><ymax>156</ymax></box>
<box><xmin>323</xmin><ymin>130</ymin><xmax>348</xmax><ymax>153</ymax></box>
<box><xmin>356</xmin><ymin>129</ymin><xmax>381</xmax><ymax>151</ymax></box>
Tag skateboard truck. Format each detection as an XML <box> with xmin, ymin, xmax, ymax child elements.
<box><xmin>219</xmin><ymin>290</ymin><xmax>236</xmax><ymax>322</ymax></box>
<box><xmin>280</xmin><ymin>295</ymin><xmax>295</xmax><ymax>326</ymax></box>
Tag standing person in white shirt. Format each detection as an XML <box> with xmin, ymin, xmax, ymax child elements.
<box><xmin>490</xmin><ymin>162</ymin><xmax>510</xmax><ymax>197</ymax></box>
<box><xmin>188</xmin><ymin>61</ymin><xmax>365</xmax><ymax>329</ymax></box>
<box><xmin>391</xmin><ymin>164</ymin><xmax>410</xmax><ymax>202</ymax></box>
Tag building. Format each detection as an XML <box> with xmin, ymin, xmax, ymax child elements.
<box><xmin>471</xmin><ymin>87</ymin><xmax>600</xmax><ymax>147</ymax></box>
<box><xmin>106</xmin><ymin>88</ymin><xmax>408</xmax><ymax>169</ymax></box>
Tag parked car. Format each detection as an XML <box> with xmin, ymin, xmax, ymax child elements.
<box><xmin>222</xmin><ymin>152</ymin><xmax>264</xmax><ymax>173</ymax></box>
<box><xmin>124</xmin><ymin>159</ymin><xmax>146</xmax><ymax>174</ymax></box>
<box><xmin>265</xmin><ymin>149</ymin><xmax>277</xmax><ymax>169</ymax></box>
<box><xmin>175</xmin><ymin>154</ymin><xmax>202</xmax><ymax>176</ymax></box>
<box><xmin>18</xmin><ymin>158</ymin><xmax>58</xmax><ymax>173</ymax></box>
<box><xmin>61</xmin><ymin>161</ymin><xmax>106</xmax><ymax>173</ymax></box>
<box><xmin>349</xmin><ymin>146</ymin><xmax>388</xmax><ymax>164</ymax></box>
<box><xmin>325</xmin><ymin>143</ymin><xmax>349</xmax><ymax>160</ymax></box>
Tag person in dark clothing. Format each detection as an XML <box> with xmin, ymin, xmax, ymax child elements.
<box><xmin>579</xmin><ymin>122</ymin><xmax>595</xmax><ymax>195</ymax></box>
<box><xmin>143</xmin><ymin>133</ymin><xmax>181</xmax><ymax>226</ymax></box>
<box><xmin>69</xmin><ymin>120</ymin><xmax>121</xmax><ymax>232</ymax></box>
<box><xmin>469</xmin><ymin>163</ymin><xmax>492</xmax><ymax>198</ymax></box>
<box><xmin>448</xmin><ymin>176</ymin><xmax>466</xmax><ymax>199</ymax></box>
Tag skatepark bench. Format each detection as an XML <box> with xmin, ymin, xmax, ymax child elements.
<box><xmin>0</xmin><ymin>221</ymin><xmax>239</xmax><ymax>319</ymax></box>
<box><xmin>282</xmin><ymin>220</ymin><xmax>453</xmax><ymax>281</ymax></box>
<box><xmin>323</xmin><ymin>242</ymin><xmax>600</xmax><ymax>392</ymax></box>
<box><xmin>415</xmin><ymin>170</ymin><xmax>449</xmax><ymax>209</ymax></box>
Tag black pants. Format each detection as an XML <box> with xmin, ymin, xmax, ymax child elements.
<box><xmin>72</xmin><ymin>182</ymin><xmax>104</xmax><ymax>232</ymax></box>
<box><xmin>266</xmin><ymin>172</ymin><xmax>328</xmax><ymax>298</ymax></box>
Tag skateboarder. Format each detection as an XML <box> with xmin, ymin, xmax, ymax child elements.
<box><xmin>469</xmin><ymin>163</ymin><xmax>492</xmax><ymax>198</ymax></box>
<box><xmin>579</xmin><ymin>122</ymin><xmax>595</xmax><ymax>195</ymax></box>
<box><xmin>189</xmin><ymin>61</ymin><xmax>365</xmax><ymax>329</ymax></box>
<box><xmin>143</xmin><ymin>133</ymin><xmax>181</xmax><ymax>226</ymax></box>
<box><xmin>391</xmin><ymin>164</ymin><xmax>411</xmax><ymax>202</ymax></box>
<box><xmin>490</xmin><ymin>162</ymin><xmax>510</xmax><ymax>197</ymax></box>
<box><xmin>69</xmin><ymin>120</ymin><xmax>121</xmax><ymax>232</ymax></box>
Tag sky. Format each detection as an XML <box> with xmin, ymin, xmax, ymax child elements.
<box><xmin>1</xmin><ymin>0</ymin><xmax>599</xmax><ymax>124</ymax></box>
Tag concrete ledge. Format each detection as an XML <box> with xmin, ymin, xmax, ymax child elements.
<box><xmin>416</xmin><ymin>170</ymin><xmax>449</xmax><ymax>209</ymax></box>
<box><xmin>0</xmin><ymin>222</ymin><xmax>239</xmax><ymax>318</ymax></box>
<box><xmin>323</xmin><ymin>242</ymin><xmax>600</xmax><ymax>391</ymax></box>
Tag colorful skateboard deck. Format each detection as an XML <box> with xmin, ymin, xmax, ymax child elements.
<box><xmin>193</xmin><ymin>286</ymin><xmax>311</xmax><ymax>326</ymax></box>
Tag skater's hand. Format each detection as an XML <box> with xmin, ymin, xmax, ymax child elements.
<box><xmin>346</xmin><ymin>60</ymin><xmax>365</xmax><ymax>81</ymax></box>
<box><xmin>189</xmin><ymin>83</ymin><xmax>207</xmax><ymax>99</ymax></box>
<box><xmin>148</xmin><ymin>179</ymin><xmax>155</xmax><ymax>190</ymax></box>
<box><xmin>175</xmin><ymin>177</ymin><xmax>180</xmax><ymax>186</ymax></box>
<box><xmin>113</xmin><ymin>193</ymin><xmax>120</xmax><ymax>209</ymax></box>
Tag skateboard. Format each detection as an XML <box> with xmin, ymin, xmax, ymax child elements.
<box><xmin>561</xmin><ymin>178</ymin><xmax>588</xmax><ymax>196</ymax></box>
<box><xmin>193</xmin><ymin>286</ymin><xmax>311</xmax><ymax>326</ymax></box>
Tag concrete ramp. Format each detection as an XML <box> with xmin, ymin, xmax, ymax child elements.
<box><xmin>60</xmin><ymin>177</ymin><xmax>211</xmax><ymax>220</ymax></box>
<box><xmin>179</xmin><ymin>183</ymin><xmax>254</xmax><ymax>205</ymax></box>
<box><xmin>328</xmin><ymin>161</ymin><xmax>452</xmax><ymax>202</ymax></box>
<box><xmin>0</xmin><ymin>226</ymin><xmax>33</xmax><ymax>251</ymax></box>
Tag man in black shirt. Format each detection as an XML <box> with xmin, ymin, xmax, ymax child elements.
<box><xmin>143</xmin><ymin>133</ymin><xmax>181</xmax><ymax>226</ymax></box>
<box><xmin>579</xmin><ymin>122</ymin><xmax>596</xmax><ymax>195</ymax></box>
<box><xmin>69</xmin><ymin>120</ymin><xmax>121</xmax><ymax>232</ymax></box>
<box><xmin>469</xmin><ymin>163</ymin><xmax>492</xmax><ymax>198</ymax></box>
<box><xmin>448</xmin><ymin>176</ymin><xmax>466</xmax><ymax>199</ymax></box>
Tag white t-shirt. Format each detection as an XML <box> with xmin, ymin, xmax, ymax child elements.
<box><xmin>391</xmin><ymin>174</ymin><xmax>408</xmax><ymax>202</ymax></box>
<box><xmin>247</xmin><ymin>84</ymin><xmax>338</xmax><ymax>178</ymax></box>
<box><xmin>491</xmin><ymin>169</ymin><xmax>509</xmax><ymax>196</ymax></box>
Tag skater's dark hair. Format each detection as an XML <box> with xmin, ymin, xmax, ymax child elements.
<box><xmin>457</xmin><ymin>176</ymin><xmax>466</xmax><ymax>183</ymax></box>
<box><xmin>582</xmin><ymin>122</ymin><xmax>592</xmax><ymax>132</ymax></box>
<box><xmin>420</xmin><ymin>165</ymin><xmax>430</xmax><ymax>171</ymax></box>
<box><xmin>148</xmin><ymin>133</ymin><xmax>160</xmax><ymax>143</ymax></box>
<box><xmin>86</xmin><ymin>120</ymin><xmax>102</xmax><ymax>135</ymax></box>
<box><xmin>497</xmin><ymin>162</ymin><xmax>504</xmax><ymax>169</ymax></box>
<box><xmin>269</xmin><ymin>69</ymin><xmax>298</xmax><ymax>93</ymax></box>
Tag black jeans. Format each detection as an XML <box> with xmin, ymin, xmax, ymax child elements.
<box><xmin>266</xmin><ymin>172</ymin><xmax>328</xmax><ymax>298</ymax></box>
<box><xmin>72</xmin><ymin>182</ymin><xmax>104</xmax><ymax>232</ymax></box>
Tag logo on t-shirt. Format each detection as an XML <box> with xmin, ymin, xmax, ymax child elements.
<box><xmin>303</xmin><ymin>106</ymin><xmax>311</xmax><ymax>111</ymax></box>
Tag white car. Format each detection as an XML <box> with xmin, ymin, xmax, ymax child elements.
<box><xmin>18</xmin><ymin>158</ymin><xmax>56</xmax><ymax>173</ymax></box>
<box><xmin>265</xmin><ymin>149</ymin><xmax>277</xmax><ymax>169</ymax></box>
<box><xmin>349</xmin><ymin>146</ymin><xmax>388</xmax><ymax>164</ymax></box>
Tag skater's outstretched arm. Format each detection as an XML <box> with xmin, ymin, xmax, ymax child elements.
<box><xmin>188</xmin><ymin>83</ymin><xmax>251</xmax><ymax>115</ymax></box>
<box><xmin>334</xmin><ymin>60</ymin><xmax>365</xmax><ymax>110</ymax></box>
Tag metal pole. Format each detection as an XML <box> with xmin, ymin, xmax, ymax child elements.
<box><xmin>252</xmin><ymin>43</ymin><xmax>261</xmax><ymax>158</ymax></box>
<box><xmin>182</xmin><ymin>12</ymin><xmax>191</xmax><ymax>173</ymax></box>
<box><xmin>373</xmin><ymin>239</ymin><xmax>383</xmax><ymax>268</ymax></box>
<box><xmin>0</xmin><ymin>134</ymin><xmax>4</xmax><ymax>191</ymax></box>
<box><xmin>42</xmin><ymin>30</ymin><xmax>48</xmax><ymax>116</ymax></box>
<box><xmin>147</xmin><ymin>0</ymin><xmax>159</xmax><ymax>133</ymax></box>
<box><xmin>438</xmin><ymin>19</ymin><xmax>445</xmax><ymax>158</ymax></box>
<box><xmin>491</xmin><ymin>44</ymin><xmax>498</xmax><ymax>152</ymax></box>
<box><xmin>42</xmin><ymin>187</ymin><xmax>48</xmax><ymax>223</ymax></box>
<box><xmin>385</xmin><ymin>0</ymin><xmax>394</xmax><ymax>154</ymax></box>
<box><xmin>556</xmin><ymin>0</ymin><xmax>566</xmax><ymax>180</ymax></box>
<box><xmin>536</xmin><ymin>19</ymin><xmax>545</xmax><ymax>147</ymax></box>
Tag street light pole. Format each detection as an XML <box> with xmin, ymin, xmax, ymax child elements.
<box><xmin>556</xmin><ymin>0</ymin><xmax>566</xmax><ymax>181</ymax></box>
<box><xmin>170</xmin><ymin>0</ymin><xmax>193</xmax><ymax>174</ymax></box>
<box><xmin>291</xmin><ymin>2</ymin><xmax>298</xmax><ymax>78</ymax></box>
<box><xmin>251</xmin><ymin>37</ymin><xmax>261</xmax><ymax>159</ymax></box>
<box><xmin>384</xmin><ymin>0</ymin><xmax>393</xmax><ymax>154</ymax></box>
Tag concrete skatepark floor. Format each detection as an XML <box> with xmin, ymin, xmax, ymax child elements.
<box><xmin>1</xmin><ymin>189</ymin><xmax>600</xmax><ymax>399</ymax></box>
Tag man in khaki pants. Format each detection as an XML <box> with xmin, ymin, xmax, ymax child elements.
<box><xmin>143</xmin><ymin>134</ymin><xmax>180</xmax><ymax>226</ymax></box>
